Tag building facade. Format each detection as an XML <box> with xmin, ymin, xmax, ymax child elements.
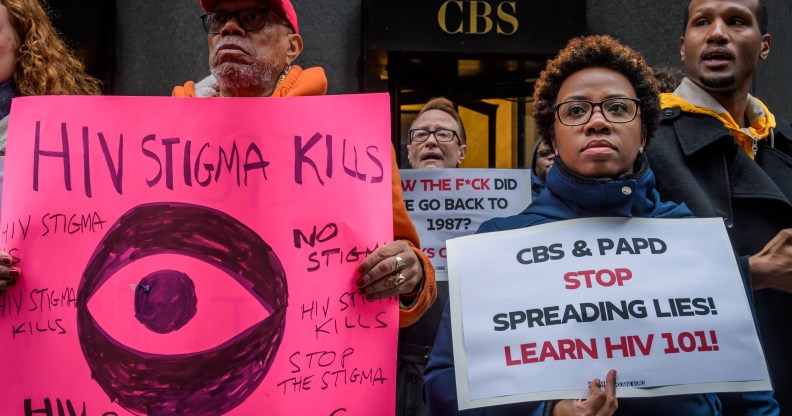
<box><xmin>52</xmin><ymin>0</ymin><xmax>792</xmax><ymax>167</ymax></box>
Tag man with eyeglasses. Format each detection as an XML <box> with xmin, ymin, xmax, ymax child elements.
<box><xmin>407</xmin><ymin>97</ymin><xmax>467</xmax><ymax>169</ymax></box>
<box><xmin>173</xmin><ymin>0</ymin><xmax>322</xmax><ymax>98</ymax></box>
<box><xmin>173</xmin><ymin>0</ymin><xmax>437</xmax><ymax>330</ymax></box>
<box><xmin>398</xmin><ymin>97</ymin><xmax>466</xmax><ymax>416</ymax></box>
<box><xmin>646</xmin><ymin>0</ymin><xmax>792</xmax><ymax>410</ymax></box>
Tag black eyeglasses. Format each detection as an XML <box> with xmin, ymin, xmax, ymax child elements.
<box><xmin>553</xmin><ymin>98</ymin><xmax>641</xmax><ymax>126</ymax></box>
<box><xmin>408</xmin><ymin>129</ymin><xmax>459</xmax><ymax>143</ymax></box>
<box><xmin>200</xmin><ymin>8</ymin><xmax>282</xmax><ymax>34</ymax></box>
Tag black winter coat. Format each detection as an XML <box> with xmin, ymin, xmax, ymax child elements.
<box><xmin>647</xmin><ymin>107</ymin><xmax>792</xmax><ymax>412</ymax></box>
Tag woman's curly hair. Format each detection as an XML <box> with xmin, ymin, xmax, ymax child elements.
<box><xmin>533</xmin><ymin>35</ymin><xmax>659</xmax><ymax>150</ymax></box>
<box><xmin>3</xmin><ymin>0</ymin><xmax>102</xmax><ymax>96</ymax></box>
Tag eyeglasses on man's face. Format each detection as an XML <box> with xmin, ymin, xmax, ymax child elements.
<box><xmin>201</xmin><ymin>7</ymin><xmax>281</xmax><ymax>34</ymax></box>
<box><xmin>553</xmin><ymin>97</ymin><xmax>641</xmax><ymax>126</ymax></box>
<box><xmin>408</xmin><ymin>129</ymin><xmax>459</xmax><ymax>143</ymax></box>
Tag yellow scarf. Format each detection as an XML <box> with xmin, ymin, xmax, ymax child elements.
<box><xmin>660</xmin><ymin>93</ymin><xmax>776</xmax><ymax>159</ymax></box>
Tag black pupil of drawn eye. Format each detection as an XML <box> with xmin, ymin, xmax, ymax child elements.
<box><xmin>134</xmin><ymin>270</ymin><xmax>198</xmax><ymax>334</ymax></box>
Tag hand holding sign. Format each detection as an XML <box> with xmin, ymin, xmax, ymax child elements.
<box><xmin>553</xmin><ymin>370</ymin><xmax>618</xmax><ymax>416</ymax></box>
<box><xmin>0</xmin><ymin>250</ymin><xmax>20</xmax><ymax>292</ymax></box>
<box><xmin>357</xmin><ymin>240</ymin><xmax>423</xmax><ymax>300</ymax></box>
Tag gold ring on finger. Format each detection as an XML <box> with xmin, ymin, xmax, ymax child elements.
<box><xmin>394</xmin><ymin>255</ymin><xmax>406</xmax><ymax>272</ymax></box>
<box><xmin>392</xmin><ymin>272</ymin><xmax>406</xmax><ymax>287</ymax></box>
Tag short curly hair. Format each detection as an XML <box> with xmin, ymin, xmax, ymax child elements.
<box><xmin>533</xmin><ymin>35</ymin><xmax>659</xmax><ymax>151</ymax></box>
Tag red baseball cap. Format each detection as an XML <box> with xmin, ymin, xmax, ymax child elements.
<box><xmin>200</xmin><ymin>0</ymin><xmax>298</xmax><ymax>33</ymax></box>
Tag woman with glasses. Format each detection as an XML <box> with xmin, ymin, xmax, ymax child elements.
<box><xmin>423</xmin><ymin>35</ymin><xmax>778</xmax><ymax>416</ymax></box>
<box><xmin>0</xmin><ymin>0</ymin><xmax>102</xmax><ymax>294</ymax></box>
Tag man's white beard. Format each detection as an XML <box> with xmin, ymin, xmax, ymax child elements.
<box><xmin>211</xmin><ymin>61</ymin><xmax>278</xmax><ymax>96</ymax></box>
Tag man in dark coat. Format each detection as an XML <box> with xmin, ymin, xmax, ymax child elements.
<box><xmin>646</xmin><ymin>0</ymin><xmax>792</xmax><ymax>410</ymax></box>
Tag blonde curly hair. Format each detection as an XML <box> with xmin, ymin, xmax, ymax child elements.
<box><xmin>3</xmin><ymin>0</ymin><xmax>102</xmax><ymax>96</ymax></box>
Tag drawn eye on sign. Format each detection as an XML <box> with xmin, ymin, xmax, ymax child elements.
<box><xmin>76</xmin><ymin>202</ymin><xmax>288</xmax><ymax>415</ymax></box>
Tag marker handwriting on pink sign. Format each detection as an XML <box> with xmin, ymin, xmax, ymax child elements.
<box><xmin>294</xmin><ymin>223</ymin><xmax>383</xmax><ymax>273</ymax></box>
<box><xmin>300</xmin><ymin>291</ymin><xmax>390</xmax><ymax>340</ymax></box>
<box><xmin>281</xmin><ymin>289</ymin><xmax>391</xmax><ymax>400</ymax></box>
<box><xmin>283</xmin><ymin>219</ymin><xmax>393</xmax><ymax>402</ymax></box>
<box><xmin>0</xmin><ymin>286</ymin><xmax>76</xmax><ymax>340</ymax></box>
<box><xmin>0</xmin><ymin>212</ymin><xmax>108</xmax><ymax>258</ymax></box>
<box><xmin>32</xmin><ymin>121</ymin><xmax>385</xmax><ymax>195</ymax></box>
<box><xmin>278</xmin><ymin>346</ymin><xmax>388</xmax><ymax>396</ymax></box>
<box><xmin>22</xmin><ymin>397</ymin><xmax>119</xmax><ymax>416</ymax></box>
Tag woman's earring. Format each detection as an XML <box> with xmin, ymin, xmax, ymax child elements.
<box><xmin>554</xmin><ymin>150</ymin><xmax>559</xmax><ymax>156</ymax></box>
<box><xmin>638</xmin><ymin>146</ymin><xmax>644</xmax><ymax>154</ymax></box>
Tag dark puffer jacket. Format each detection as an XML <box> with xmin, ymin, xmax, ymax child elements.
<box><xmin>423</xmin><ymin>156</ymin><xmax>778</xmax><ymax>416</ymax></box>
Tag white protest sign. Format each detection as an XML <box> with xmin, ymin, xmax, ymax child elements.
<box><xmin>400</xmin><ymin>168</ymin><xmax>531</xmax><ymax>280</ymax></box>
<box><xmin>447</xmin><ymin>217</ymin><xmax>771</xmax><ymax>409</ymax></box>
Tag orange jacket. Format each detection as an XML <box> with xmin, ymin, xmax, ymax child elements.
<box><xmin>173</xmin><ymin>66</ymin><xmax>436</xmax><ymax>327</ymax></box>
<box><xmin>172</xmin><ymin>66</ymin><xmax>328</xmax><ymax>98</ymax></box>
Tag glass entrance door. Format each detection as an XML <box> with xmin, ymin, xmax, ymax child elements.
<box><xmin>367</xmin><ymin>51</ymin><xmax>545</xmax><ymax>168</ymax></box>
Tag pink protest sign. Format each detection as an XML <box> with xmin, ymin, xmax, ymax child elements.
<box><xmin>0</xmin><ymin>94</ymin><xmax>397</xmax><ymax>415</ymax></box>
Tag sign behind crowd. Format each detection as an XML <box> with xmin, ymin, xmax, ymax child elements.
<box><xmin>401</xmin><ymin>168</ymin><xmax>531</xmax><ymax>280</ymax></box>
<box><xmin>447</xmin><ymin>218</ymin><xmax>771</xmax><ymax>409</ymax></box>
<box><xmin>0</xmin><ymin>95</ymin><xmax>398</xmax><ymax>415</ymax></box>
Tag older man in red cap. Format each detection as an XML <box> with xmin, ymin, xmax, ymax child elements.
<box><xmin>173</xmin><ymin>0</ymin><xmax>436</xmax><ymax>329</ymax></box>
<box><xmin>174</xmin><ymin>0</ymin><xmax>325</xmax><ymax>98</ymax></box>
